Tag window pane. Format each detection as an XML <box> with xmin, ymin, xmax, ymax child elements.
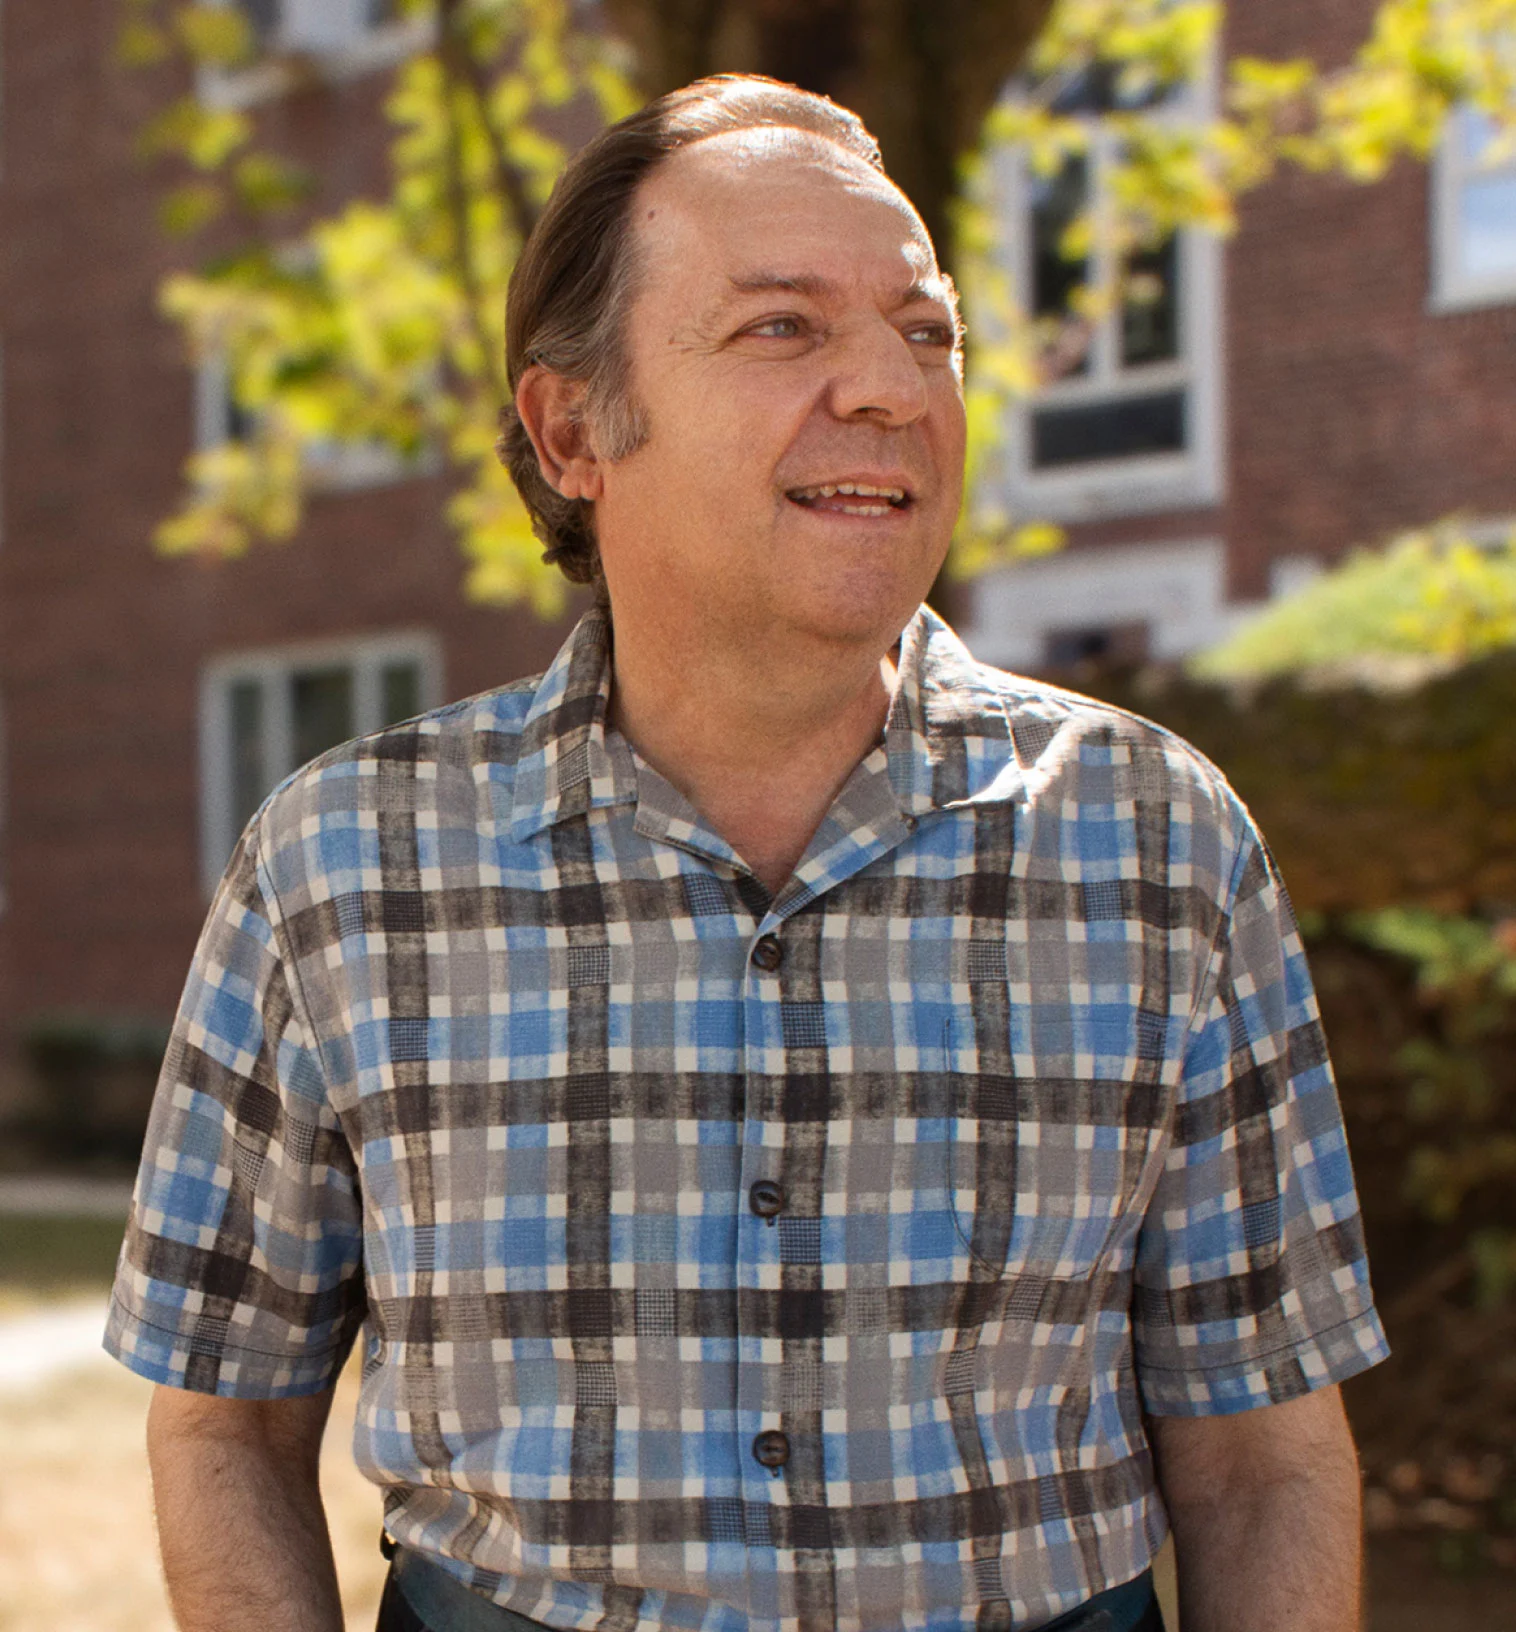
<box><xmin>1455</xmin><ymin>106</ymin><xmax>1500</xmax><ymax>164</ymax></box>
<box><xmin>228</xmin><ymin>680</ymin><xmax>266</xmax><ymax>835</ymax></box>
<box><xmin>1031</xmin><ymin>390</ymin><xmax>1186</xmax><ymax>467</ymax></box>
<box><xmin>1121</xmin><ymin>235</ymin><xmax>1181</xmax><ymax>365</ymax></box>
<box><xmin>291</xmin><ymin>667</ymin><xmax>355</xmax><ymax>767</ymax></box>
<box><xmin>225</xmin><ymin>392</ymin><xmax>259</xmax><ymax>444</ymax></box>
<box><xmin>1031</xmin><ymin>156</ymin><xmax>1091</xmax><ymax>375</ymax></box>
<box><xmin>1047</xmin><ymin>64</ymin><xmax>1172</xmax><ymax>116</ymax></box>
<box><xmin>1043</xmin><ymin>621</ymin><xmax>1151</xmax><ymax>670</ymax></box>
<box><xmin>235</xmin><ymin>0</ymin><xmax>280</xmax><ymax>44</ymax></box>
<box><xmin>380</xmin><ymin>661</ymin><xmax>422</xmax><ymax>725</ymax></box>
<box><xmin>1459</xmin><ymin>172</ymin><xmax>1516</xmax><ymax>281</ymax></box>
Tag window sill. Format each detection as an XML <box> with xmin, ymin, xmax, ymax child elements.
<box><xmin>304</xmin><ymin>442</ymin><xmax>443</xmax><ymax>496</ymax></box>
<box><xmin>999</xmin><ymin>451</ymin><xmax>1224</xmax><ymax>525</ymax></box>
<box><xmin>1428</xmin><ymin>279</ymin><xmax>1516</xmax><ymax>316</ymax></box>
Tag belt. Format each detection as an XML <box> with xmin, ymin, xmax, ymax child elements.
<box><xmin>391</xmin><ymin>1547</ymin><xmax>552</xmax><ymax>1632</ymax></box>
<box><xmin>390</xmin><ymin>1546</ymin><xmax>1162</xmax><ymax>1632</ymax></box>
<box><xmin>1041</xmin><ymin>1568</ymin><xmax>1163</xmax><ymax>1631</ymax></box>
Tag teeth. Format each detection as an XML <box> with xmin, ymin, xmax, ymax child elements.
<box><xmin>793</xmin><ymin>482</ymin><xmax>908</xmax><ymax>504</ymax></box>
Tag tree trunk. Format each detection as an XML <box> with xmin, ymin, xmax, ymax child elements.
<box><xmin>600</xmin><ymin>0</ymin><xmax>1057</xmax><ymax>277</ymax></box>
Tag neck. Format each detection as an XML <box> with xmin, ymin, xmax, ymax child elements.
<box><xmin>605</xmin><ymin>602</ymin><xmax>905</xmax><ymax>894</ymax></box>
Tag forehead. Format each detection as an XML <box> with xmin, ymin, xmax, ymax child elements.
<box><xmin>631</xmin><ymin>128</ymin><xmax>941</xmax><ymax>302</ymax></box>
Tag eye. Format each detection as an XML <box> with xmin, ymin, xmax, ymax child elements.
<box><xmin>740</xmin><ymin>314</ymin><xmax>808</xmax><ymax>341</ymax></box>
<box><xmin>904</xmin><ymin>320</ymin><xmax>958</xmax><ymax>349</ymax></box>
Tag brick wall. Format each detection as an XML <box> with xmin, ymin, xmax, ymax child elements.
<box><xmin>0</xmin><ymin>2</ymin><xmax>576</xmax><ymax>1116</ymax></box>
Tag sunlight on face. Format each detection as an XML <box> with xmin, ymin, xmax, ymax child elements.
<box><xmin>594</xmin><ymin>128</ymin><xmax>968</xmax><ymax>654</ymax></box>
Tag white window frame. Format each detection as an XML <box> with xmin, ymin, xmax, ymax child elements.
<box><xmin>199</xmin><ymin>1</ymin><xmax>434</xmax><ymax>112</ymax></box>
<box><xmin>1430</xmin><ymin>105</ymin><xmax>1516</xmax><ymax>313</ymax></box>
<box><xmin>199</xmin><ymin>630</ymin><xmax>443</xmax><ymax>895</ymax></box>
<box><xmin>984</xmin><ymin>68</ymin><xmax>1225</xmax><ymax>524</ymax></box>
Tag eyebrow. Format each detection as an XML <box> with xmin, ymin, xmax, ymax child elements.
<box><xmin>724</xmin><ymin>271</ymin><xmax>955</xmax><ymax>309</ymax></box>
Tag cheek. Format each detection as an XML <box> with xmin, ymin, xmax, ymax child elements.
<box><xmin>933</xmin><ymin>396</ymin><xmax>969</xmax><ymax>480</ymax></box>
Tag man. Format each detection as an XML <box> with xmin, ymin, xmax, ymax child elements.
<box><xmin>110</xmin><ymin>76</ymin><xmax>1387</xmax><ymax>1632</ymax></box>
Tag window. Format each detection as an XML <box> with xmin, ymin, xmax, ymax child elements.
<box><xmin>1432</xmin><ymin>106</ymin><xmax>1516</xmax><ymax>312</ymax></box>
<box><xmin>201</xmin><ymin>0</ymin><xmax>429</xmax><ymax>110</ymax></box>
<box><xmin>985</xmin><ymin>66</ymin><xmax>1224</xmax><ymax>522</ymax></box>
<box><xmin>236</xmin><ymin>0</ymin><xmax>398</xmax><ymax>55</ymax></box>
<box><xmin>199</xmin><ymin>632</ymin><xmax>442</xmax><ymax>893</ymax></box>
<box><xmin>195</xmin><ymin>350</ymin><xmax>431</xmax><ymax>493</ymax></box>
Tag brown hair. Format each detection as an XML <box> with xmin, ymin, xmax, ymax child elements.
<box><xmin>498</xmin><ymin>75</ymin><xmax>885</xmax><ymax>586</ymax></box>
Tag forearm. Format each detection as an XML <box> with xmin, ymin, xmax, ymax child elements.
<box><xmin>147</xmin><ymin>1386</ymin><xmax>344</xmax><ymax>1632</ymax></box>
<box><xmin>1166</xmin><ymin>1458</ymin><xmax>1362</xmax><ymax>1632</ymax></box>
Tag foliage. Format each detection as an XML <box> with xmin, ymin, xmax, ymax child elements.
<box><xmin>1191</xmin><ymin>522</ymin><xmax>1516</xmax><ymax>681</ymax></box>
<box><xmin>121</xmin><ymin>0</ymin><xmax>1516</xmax><ymax>604</ymax></box>
<box><xmin>1338</xmin><ymin>908</ymin><xmax>1516</xmax><ymax>1304</ymax></box>
<box><xmin>123</xmin><ymin>0</ymin><xmax>639</xmax><ymax>613</ymax></box>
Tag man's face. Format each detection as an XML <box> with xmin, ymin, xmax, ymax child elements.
<box><xmin>591</xmin><ymin>128</ymin><xmax>967</xmax><ymax>651</ymax></box>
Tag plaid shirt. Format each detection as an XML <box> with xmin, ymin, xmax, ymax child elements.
<box><xmin>109</xmin><ymin>607</ymin><xmax>1386</xmax><ymax>1632</ymax></box>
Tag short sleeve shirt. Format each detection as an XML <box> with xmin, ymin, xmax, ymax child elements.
<box><xmin>108</xmin><ymin>607</ymin><xmax>1387</xmax><ymax>1632</ymax></box>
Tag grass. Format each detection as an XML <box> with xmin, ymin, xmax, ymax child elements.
<box><xmin>0</xmin><ymin>1215</ymin><xmax>127</xmax><ymax>1315</ymax></box>
<box><xmin>0</xmin><ymin>1207</ymin><xmax>386</xmax><ymax>1629</ymax></box>
<box><xmin>0</xmin><ymin>1353</ymin><xmax>386</xmax><ymax>1632</ymax></box>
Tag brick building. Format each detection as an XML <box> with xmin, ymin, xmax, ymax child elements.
<box><xmin>964</xmin><ymin>0</ymin><xmax>1516</xmax><ymax>669</ymax></box>
<box><xmin>1</xmin><ymin>0</ymin><xmax>1514</xmax><ymax>1123</ymax></box>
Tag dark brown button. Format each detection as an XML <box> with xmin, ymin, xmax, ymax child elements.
<box><xmin>749</xmin><ymin>1179</ymin><xmax>786</xmax><ymax>1220</ymax></box>
<box><xmin>750</xmin><ymin>934</ymin><xmax>783</xmax><ymax>972</ymax></box>
<box><xmin>752</xmin><ymin>1430</ymin><xmax>790</xmax><ymax>1470</ymax></box>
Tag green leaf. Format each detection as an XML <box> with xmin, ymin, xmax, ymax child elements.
<box><xmin>158</xmin><ymin>182</ymin><xmax>225</xmax><ymax>236</ymax></box>
<box><xmin>1192</xmin><ymin>523</ymin><xmax>1516</xmax><ymax>680</ymax></box>
<box><xmin>175</xmin><ymin>4</ymin><xmax>256</xmax><ymax>69</ymax></box>
<box><xmin>116</xmin><ymin>20</ymin><xmax>173</xmax><ymax>68</ymax></box>
<box><xmin>231</xmin><ymin>153</ymin><xmax>315</xmax><ymax>214</ymax></box>
<box><xmin>139</xmin><ymin>96</ymin><xmax>251</xmax><ymax>171</ymax></box>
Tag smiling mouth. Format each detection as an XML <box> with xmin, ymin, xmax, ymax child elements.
<box><xmin>786</xmin><ymin>481</ymin><xmax>913</xmax><ymax>517</ymax></box>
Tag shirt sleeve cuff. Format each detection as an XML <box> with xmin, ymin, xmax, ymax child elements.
<box><xmin>1137</xmin><ymin>1306</ymin><xmax>1390</xmax><ymax>1416</ymax></box>
<box><xmin>103</xmin><ymin>1294</ymin><xmax>350</xmax><ymax>1398</ymax></box>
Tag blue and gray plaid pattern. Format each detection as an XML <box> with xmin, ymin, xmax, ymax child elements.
<box><xmin>108</xmin><ymin>607</ymin><xmax>1387</xmax><ymax>1632</ymax></box>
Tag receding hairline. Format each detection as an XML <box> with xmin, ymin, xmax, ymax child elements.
<box><xmin>624</xmin><ymin>132</ymin><xmax>952</xmax><ymax>332</ymax></box>
<box><xmin>634</xmin><ymin>122</ymin><xmax>911</xmax><ymax>220</ymax></box>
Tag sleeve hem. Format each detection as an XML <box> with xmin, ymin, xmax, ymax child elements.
<box><xmin>1137</xmin><ymin>1306</ymin><xmax>1389</xmax><ymax>1417</ymax></box>
<box><xmin>104</xmin><ymin>1295</ymin><xmax>351</xmax><ymax>1398</ymax></box>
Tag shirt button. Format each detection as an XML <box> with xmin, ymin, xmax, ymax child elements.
<box><xmin>749</xmin><ymin>1179</ymin><xmax>786</xmax><ymax>1220</ymax></box>
<box><xmin>752</xmin><ymin>1430</ymin><xmax>790</xmax><ymax>1471</ymax></box>
<box><xmin>750</xmin><ymin>934</ymin><xmax>783</xmax><ymax>972</ymax></box>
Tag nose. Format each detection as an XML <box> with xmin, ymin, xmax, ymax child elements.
<box><xmin>826</xmin><ymin>317</ymin><xmax>929</xmax><ymax>427</ymax></box>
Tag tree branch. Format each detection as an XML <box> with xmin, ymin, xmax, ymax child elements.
<box><xmin>436</xmin><ymin>0</ymin><xmax>510</xmax><ymax>399</ymax></box>
<box><xmin>438</xmin><ymin>0</ymin><xmax>540</xmax><ymax>250</ymax></box>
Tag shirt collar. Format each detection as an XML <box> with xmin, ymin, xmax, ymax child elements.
<box><xmin>885</xmin><ymin>605</ymin><xmax>1025</xmax><ymax>815</ymax></box>
<box><xmin>507</xmin><ymin>603</ymin><xmax>1027</xmax><ymax>845</ymax></box>
<box><xmin>507</xmin><ymin>607</ymin><xmax>636</xmax><ymax>842</ymax></box>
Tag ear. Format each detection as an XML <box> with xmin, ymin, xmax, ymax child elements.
<box><xmin>515</xmin><ymin>366</ymin><xmax>605</xmax><ymax>503</ymax></box>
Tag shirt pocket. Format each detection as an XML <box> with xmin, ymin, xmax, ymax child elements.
<box><xmin>943</xmin><ymin>1021</ymin><xmax>1161</xmax><ymax>1283</ymax></box>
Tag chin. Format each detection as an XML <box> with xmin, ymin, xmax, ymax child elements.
<box><xmin>790</xmin><ymin>576</ymin><xmax>929</xmax><ymax>647</ymax></box>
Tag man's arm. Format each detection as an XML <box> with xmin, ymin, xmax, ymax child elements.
<box><xmin>147</xmin><ymin>1383</ymin><xmax>345</xmax><ymax>1632</ymax></box>
<box><xmin>1149</xmin><ymin>1384</ymin><xmax>1363</xmax><ymax>1632</ymax></box>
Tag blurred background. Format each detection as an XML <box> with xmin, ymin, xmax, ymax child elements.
<box><xmin>1</xmin><ymin>1</ymin><xmax>1514</xmax><ymax>1627</ymax></box>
